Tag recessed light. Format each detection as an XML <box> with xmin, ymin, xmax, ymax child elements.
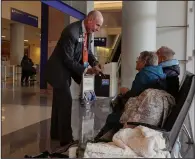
<box><xmin>24</xmin><ymin>40</ymin><xmax>28</xmax><ymax>42</ymax></box>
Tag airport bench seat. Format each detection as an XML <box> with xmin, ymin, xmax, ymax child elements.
<box><xmin>95</xmin><ymin>71</ymin><xmax>195</xmax><ymax>157</ymax></box>
<box><xmin>124</xmin><ymin>71</ymin><xmax>195</xmax><ymax>155</ymax></box>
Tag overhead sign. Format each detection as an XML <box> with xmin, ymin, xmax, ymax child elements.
<box><xmin>94</xmin><ymin>37</ymin><xmax>107</xmax><ymax>47</ymax></box>
<box><xmin>11</xmin><ymin>8</ymin><xmax>38</xmax><ymax>27</ymax></box>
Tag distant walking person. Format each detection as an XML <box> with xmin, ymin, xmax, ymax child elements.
<box><xmin>44</xmin><ymin>10</ymin><xmax>104</xmax><ymax>147</ymax></box>
<box><xmin>21</xmin><ymin>53</ymin><xmax>34</xmax><ymax>86</ymax></box>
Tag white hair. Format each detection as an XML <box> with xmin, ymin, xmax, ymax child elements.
<box><xmin>140</xmin><ymin>51</ymin><xmax>158</xmax><ymax>66</ymax></box>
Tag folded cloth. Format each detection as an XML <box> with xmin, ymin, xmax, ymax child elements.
<box><xmin>84</xmin><ymin>126</ymin><xmax>171</xmax><ymax>158</ymax></box>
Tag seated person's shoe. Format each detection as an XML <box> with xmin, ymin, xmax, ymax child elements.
<box><xmin>60</xmin><ymin>140</ymin><xmax>78</xmax><ymax>147</ymax></box>
<box><xmin>54</xmin><ymin>140</ymin><xmax>79</xmax><ymax>154</ymax></box>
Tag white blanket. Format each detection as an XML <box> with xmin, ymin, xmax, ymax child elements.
<box><xmin>84</xmin><ymin>126</ymin><xmax>171</xmax><ymax>158</ymax></box>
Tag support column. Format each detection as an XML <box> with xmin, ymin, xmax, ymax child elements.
<box><xmin>10</xmin><ymin>23</ymin><xmax>24</xmax><ymax>65</ymax></box>
<box><xmin>121</xmin><ymin>1</ymin><xmax>157</xmax><ymax>88</ymax></box>
<box><xmin>186</xmin><ymin>1</ymin><xmax>195</xmax><ymax>139</ymax></box>
<box><xmin>40</xmin><ymin>3</ymin><xmax>49</xmax><ymax>89</ymax></box>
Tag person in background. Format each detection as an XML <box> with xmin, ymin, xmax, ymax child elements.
<box><xmin>156</xmin><ymin>46</ymin><xmax>180</xmax><ymax>98</ymax></box>
<box><xmin>21</xmin><ymin>53</ymin><xmax>34</xmax><ymax>85</ymax></box>
<box><xmin>44</xmin><ymin>10</ymin><xmax>104</xmax><ymax>147</ymax></box>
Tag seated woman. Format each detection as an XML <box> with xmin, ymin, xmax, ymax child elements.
<box><xmin>119</xmin><ymin>51</ymin><xmax>167</xmax><ymax>104</ymax></box>
<box><xmin>95</xmin><ymin>51</ymin><xmax>167</xmax><ymax>141</ymax></box>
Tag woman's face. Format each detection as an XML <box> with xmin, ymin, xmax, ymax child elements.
<box><xmin>136</xmin><ymin>56</ymin><xmax>145</xmax><ymax>71</ymax></box>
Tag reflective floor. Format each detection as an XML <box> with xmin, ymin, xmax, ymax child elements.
<box><xmin>2</xmin><ymin>82</ymin><xmax>52</xmax><ymax>157</ymax></box>
<box><xmin>1</xmin><ymin>82</ymin><xmax>194</xmax><ymax>158</ymax></box>
<box><xmin>1</xmin><ymin>82</ymin><xmax>112</xmax><ymax>158</ymax></box>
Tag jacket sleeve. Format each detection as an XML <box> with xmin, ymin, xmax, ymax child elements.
<box><xmin>130</xmin><ymin>73</ymin><xmax>146</xmax><ymax>95</ymax></box>
<box><xmin>124</xmin><ymin>73</ymin><xmax>145</xmax><ymax>100</ymax></box>
<box><xmin>88</xmin><ymin>49</ymin><xmax>99</xmax><ymax>67</ymax></box>
<box><xmin>88</xmin><ymin>37</ymin><xmax>99</xmax><ymax>67</ymax></box>
<box><xmin>61</xmin><ymin>30</ymin><xmax>85</xmax><ymax>76</ymax></box>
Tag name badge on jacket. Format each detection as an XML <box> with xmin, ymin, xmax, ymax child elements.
<box><xmin>78</xmin><ymin>38</ymin><xmax>84</xmax><ymax>42</ymax></box>
<box><xmin>78</xmin><ymin>34</ymin><xmax>84</xmax><ymax>42</ymax></box>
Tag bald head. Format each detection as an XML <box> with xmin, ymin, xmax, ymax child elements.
<box><xmin>84</xmin><ymin>10</ymin><xmax>103</xmax><ymax>33</ymax></box>
<box><xmin>87</xmin><ymin>10</ymin><xmax>103</xmax><ymax>20</ymax></box>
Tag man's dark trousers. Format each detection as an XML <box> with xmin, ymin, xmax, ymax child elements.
<box><xmin>50</xmin><ymin>78</ymin><xmax>73</xmax><ymax>144</ymax></box>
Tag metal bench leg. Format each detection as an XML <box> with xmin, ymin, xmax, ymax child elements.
<box><xmin>182</xmin><ymin>124</ymin><xmax>194</xmax><ymax>145</ymax></box>
<box><xmin>181</xmin><ymin>124</ymin><xmax>194</xmax><ymax>157</ymax></box>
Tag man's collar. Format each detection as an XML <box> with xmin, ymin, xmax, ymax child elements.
<box><xmin>159</xmin><ymin>59</ymin><xmax>179</xmax><ymax>68</ymax></box>
<box><xmin>82</xmin><ymin>20</ymin><xmax>87</xmax><ymax>33</ymax></box>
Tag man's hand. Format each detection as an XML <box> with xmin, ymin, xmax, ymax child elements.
<box><xmin>97</xmin><ymin>63</ymin><xmax>104</xmax><ymax>71</ymax></box>
<box><xmin>85</xmin><ymin>68</ymin><xmax>95</xmax><ymax>75</ymax></box>
<box><xmin>93</xmin><ymin>63</ymin><xmax>104</xmax><ymax>74</ymax></box>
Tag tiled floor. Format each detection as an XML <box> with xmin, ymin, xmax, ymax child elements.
<box><xmin>2</xmin><ymin>104</ymin><xmax>52</xmax><ymax>135</ymax></box>
<box><xmin>1</xmin><ymin>82</ymin><xmax>194</xmax><ymax>158</ymax></box>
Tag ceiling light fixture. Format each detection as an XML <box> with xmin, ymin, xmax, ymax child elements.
<box><xmin>94</xmin><ymin>1</ymin><xmax>121</xmax><ymax>4</ymax></box>
<box><xmin>24</xmin><ymin>40</ymin><xmax>28</xmax><ymax>42</ymax></box>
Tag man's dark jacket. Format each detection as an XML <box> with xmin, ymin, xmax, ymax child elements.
<box><xmin>160</xmin><ymin>60</ymin><xmax>180</xmax><ymax>98</ymax></box>
<box><xmin>44</xmin><ymin>21</ymin><xmax>98</xmax><ymax>88</ymax></box>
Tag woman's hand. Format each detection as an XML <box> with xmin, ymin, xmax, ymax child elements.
<box><xmin>120</xmin><ymin>87</ymin><xmax>129</xmax><ymax>94</ymax></box>
<box><xmin>123</xmin><ymin>123</ymin><xmax>136</xmax><ymax>129</ymax></box>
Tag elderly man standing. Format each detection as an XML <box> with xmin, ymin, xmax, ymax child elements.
<box><xmin>44</xmin><ymin>10</ymin><xmax>104</xmax><ymax>147</ymax></box>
